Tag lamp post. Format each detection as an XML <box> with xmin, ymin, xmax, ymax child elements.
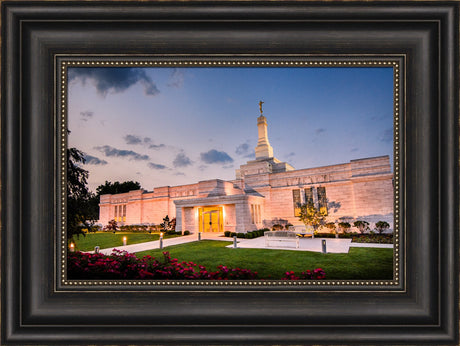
<box><xmin>198</xmin><ymin>231</ymin><xmax>201</xmax><ymax>241</ymax></box>
<box><xmin>122</xmin><ymin>236</ymin><xmax>127</xmax><ymax>246</ymax></box>
<box><xmin>159</xmin><ymin>232</ymin><xmax>163</xmax><ymax>249</ymax></box>
<box><xmin>321</xmin><ymin>239</ymin><xmax>327</xmax><ymax>254</ymax></box>
<box><xmin>69</xmin><ymin>243</ymin><xmax>75</xmax><ymax>252</ymax></box>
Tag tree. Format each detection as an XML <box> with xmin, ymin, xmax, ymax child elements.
<box><xmin>298</xmin><ymin>200</ymin><xmax>326</xmax><ymax>238</ymax></box>
<box><xmin>375</xmin><ymin>221</ymin><xmax>390</xmax><ymax>235</ymax></box>
<box><xmin>96</xmin><ymin>180</ymin><xmax>141</xmax><ymax>195</ymax></box>
<box><xmin>353</xmin><ymin>220</ymin><xmax>370</xmax><ymax>234</ymax></box>
<box><xmin>105</xmin><ymin>219</ymin><xmax>118</xmax><ymax>233</ymax></box>
<box><xmin>324</xmin><ymin>222</ymin><xmax>337</xmax><ymax>237</ymax></box>
<box><xmin>338</xmin><ymin>222</ymin><xmax>351</xmax><ymax>234</ymax></box>
<box><xmin>67</xmin><ymin>147</ymin><xmax>97</xmax><ymax>243</ymax></box>
<box><xmin>89</xmin><ymin>180</ymin><xmax>142</xmax><ymax>219</ymax></box>
<box><xmin>160</xmin><ymin>215</ymin><xmax>176</xmax><ymax>232</ymax></box>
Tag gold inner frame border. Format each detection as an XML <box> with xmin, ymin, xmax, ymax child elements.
<box><xmin>57</xmin><ymin>56</ymin><xmax>402</xmax><ymax>290</ymax></box>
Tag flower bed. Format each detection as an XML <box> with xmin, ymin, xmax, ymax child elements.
<box><xmin>351</xmin><ymin>234</ymin><xmax>393</xmax><ymax>244</ymax></box>
<box><xmin>68</xmin><ymin>250</ymin><xmax>325</xmax><ymax>280</ymax></box>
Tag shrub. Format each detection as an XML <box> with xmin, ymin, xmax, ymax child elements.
<box><xmin>315</xmin><ymin>233</ymin><xmax>336</xmax><ymax>239</ymax></box>
<box><xmin>183</xmin><ymin>230</ymin><xmax>190</xmax><ymax>236</ymax></box>
<box><xmin>105</xmin><ymin>219</ymin><xmax>118</xmax><ymax>233</ymax></box>
<box><xmin>285</xmin><ymin>223</ymin><xmax>293</xmax><ymax>230</ymax></box>
<box><xmin>338</xmin><ymin>232</ymin><xmax>360</xmax><ymax>239</ymax></box>
<box><xmin>236</xmin><ymin>232</ymin><xmax>246</xmax><ymax>238</ymax></box>
<box><xmin>68</xmin><ymin>250</ymin><xmax>259</xmax><ymax>280</ymax></box>
<box><xmin>68</xmin><ymin>250</ymin><xmax>326</xmax><ymax>281</ymax></box>
<box><xmin>224</xmin><ymin>231</ymin><xmax>231</xmax><ymax>237</ymax></box>
<box><xmin>272</xmin><ymin>224</ymin><xmax>283</xmax><ymax>231</ymax></box>
<box><xmin>281</xmin><ymin>268</ymin><xmax>326</xmax><ymax>280</ymax></box>
<box><xmin>230</xmin><ymin>232</ymin><xmax>237</xmax><ymax>237</ymax></box>
<box><xmin>351</xmin><ymin>234</ymin><xmax>393</xmax><ymax>244</ymax></box>
<box><xmin>324</xmin><ymin>222</ymin><xmax>336</xmax><ymax>233</ymax></box>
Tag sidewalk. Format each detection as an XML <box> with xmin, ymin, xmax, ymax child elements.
<box><xmin>228</xmin><ymin>237</ymin><xmax>393</xmax><ymax>253</ymax></box>
<box><xmin>90</xmin><ymin>233</ymin><xmax>227</xmax><ymax>255</ymax></box>
<box><xmin>89</xmin><ymin>233</ymin><xmax>393</xmax><ymax>255</ymax></box>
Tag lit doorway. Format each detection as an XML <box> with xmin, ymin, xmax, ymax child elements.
<box><xmin>198</xmin><ymin>206</ymin><xmax>223</xmax><ymax>232</ymax></box>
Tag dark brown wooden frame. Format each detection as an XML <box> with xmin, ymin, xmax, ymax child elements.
<box><xmin>2</xmin><ymin>1</ymin><xmax>458</xmax><ymax>345</ymax></box>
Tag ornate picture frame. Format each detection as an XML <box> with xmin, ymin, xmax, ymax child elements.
<box><xmin>2</xmin><ymin>1</ymin><xmax>458</xmax><ymax>345</ymax></box>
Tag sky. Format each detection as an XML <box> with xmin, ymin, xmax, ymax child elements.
<box><xmin>68</xmin><ymin>66</ymin><xmax>394</xmax><ymax>192</ymax></box>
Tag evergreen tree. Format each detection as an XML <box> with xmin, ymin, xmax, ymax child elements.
<box><xmin>67</xmin><ymin>148</ymin><xmax>97</xmax><ymax>242</ymax></box>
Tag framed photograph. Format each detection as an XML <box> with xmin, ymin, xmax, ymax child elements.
<box><xmin>2</xmin><ymin>1</ymin><xmax>458</xmax><ymax>345</ymax></box>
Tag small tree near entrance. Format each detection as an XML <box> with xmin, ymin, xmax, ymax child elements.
<box><xmin>298</xmin><ymin>200</ymin><xmax>326</xmax><ymax>239</ymax></box>
<box><xmin>161</xmin><ymin>215</ymin><xmax>177</xmax><ymax>234</ymax></box>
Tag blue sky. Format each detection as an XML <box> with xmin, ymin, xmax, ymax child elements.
<box><xmin>68</xmin><ymin>67</ymin><xmax>394</xmax><ymax>192</ymax></box>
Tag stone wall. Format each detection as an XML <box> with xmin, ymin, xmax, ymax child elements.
<box><xmin>98</xmin><ymin>156</ymin><xmax>394</xmax><ymax>233</ymax></box>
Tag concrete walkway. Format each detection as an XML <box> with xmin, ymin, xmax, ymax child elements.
<box><xmin>89</xmin><ymin>233</ymin><xmax>393</xmax><ymax>255</ymax></box>
<box><xmin>227</xmin><ymin>237</ymin><xmax>393</xmax><ymax>253</ymax></box>
<box><xmin>91</xmin><ymin>233</ymin><xmax>228</xmax><ymax>255</ymax></box>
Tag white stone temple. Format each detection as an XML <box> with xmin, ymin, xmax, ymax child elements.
<box><xmin>99</xmin><ymin>107</ymin><xmax>394</xmax><ymax>233</ymax></box>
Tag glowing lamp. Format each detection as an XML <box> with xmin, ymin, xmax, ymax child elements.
<box><xmin>69</xmin><ymin>243</ymin><xmax>75</xmax><ymax>252</ymax></box>
<box><xmin>122</xmin><ymin>236</ymin><xmax>127</xmax><ymax>246</ymax></box>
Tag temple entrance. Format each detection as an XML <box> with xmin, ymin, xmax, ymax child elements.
<box><xmin>198</xmin><ymin>206</ymin><xmax>223</xmax><ymax>232</ymax></box>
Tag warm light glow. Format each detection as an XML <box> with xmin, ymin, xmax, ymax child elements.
<box><xmin>123</xmin><ymin>236</ymin><xmax>127</xmax><ymax>242</ymax></box>
<box><xmin>160</xmin><ymin>232</ymin><xmax>163</xmax><ymax>237</ymax></box>
<box><xmin>69</xmin><ymin>243</ymin><xmax>75</xmax><ymax>252</ymax></box>
<box><xmin>222</xmin><ymin>206</ymin><xmax>226</xmax><ymax>219</ymax></box>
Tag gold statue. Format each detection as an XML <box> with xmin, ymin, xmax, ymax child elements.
<box><xmin>259</xmin><ymin>101</ymin><xmax>264</xmax><ymax>115</ymax></box>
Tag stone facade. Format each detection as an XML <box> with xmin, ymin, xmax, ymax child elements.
<box><xmin>99</xmin><ymin>114</ymin><xmax>394</xmax><ymax>234</ymax></box>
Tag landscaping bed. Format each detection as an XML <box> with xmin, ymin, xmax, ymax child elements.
<box><xmin>68</xmin><ymin>249</ymin><xmax>325</xmax><ymax>280</ymax></box>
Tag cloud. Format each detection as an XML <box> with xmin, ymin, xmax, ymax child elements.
<box><xmin>68</xmin><ymin>67</ymin><xmax>160</xmax><ymax>97</ymax></box>
<box><xmin>148</xmin><ymin>162</ymin><xmax>167</xmax><ymax>170</ymax></box>
<box><xmin>167</xmin><ymin>69</ymin><xmax>185</xmax><ymax>88</ymax></box>
<box><xmin>124</xmin><ymin>135</ymin><xmax>166</xmax><ymax>149</ymax></box>
<box><xmin>380</xmin><ymin>128</ymin><xmax>393</xmax><ymax>143</ymax></box>
<box><xmin>223</xmin><ymin>165</ymin><xmax>234</xmax><ymax>169</ymax></box>
<box><xmin>173</xmin><ymin>152</ymin><xmax>193</xmax><ymax>168</ymax></box>
<box><xmin>84</xmin><ymin>154</ymin><xmax>108</xmax><ymax>165</ymax></box>
<box><xmin>200</xmin><ymin>149</ymin><xmax>233</xmax><ymax>164</ymax></box>
<box><xmin>351</xmin><ymin>147</ymin><xmax>359</xmax><ymax>152</ymax></box>
<box><xmin>94</xmin><ymin>145</ymin><xmax>150</xmax><ymax>161</ymax></box>
<box><xmin>174</xmin><ymin>172</ymin><xmax>186</xmax><ymax>176</ymax></box>
<box><xmin>286</xmin><ymin>152</ymin><xmax>295</xmax><ymax>158</ymax></box>
<box><xmin>80</xmin><ymin>110</ymin><xmax>94</xmax><ymax>121</ymax></box>
<box><xmin>124</xmin><ymin>134</ymin><xmax>143</xmax><ymax>145</ymax></box>
<box><xmin>149</xmin><ymin>143</ymin><xmax>166</xmax><ymax>150</ymax></box>
<box><xmin>244</xmin><ymin>153</ymin><xmax>255</xmax><ymax>159</ymax></box>
<box><xmin>315</xmin><ymin>128</ymin><xmax>326</xmax><ymax>135</ymax></box>
<box><xmin>235</xmin><ymin>142</ymin><xmax>250</xmax><ymax>156</ymax></box>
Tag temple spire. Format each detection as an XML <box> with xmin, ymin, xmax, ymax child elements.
<box><xmin>254</xmin><ymin>101</ymin><xmax>274</xmax><ymax>159</ymax></box>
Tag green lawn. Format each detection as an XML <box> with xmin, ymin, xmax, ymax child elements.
<box><xmin>73</xmin><ymin>233</ymin><xmax>179</xmax><ymax>252</ymax></box>
<box><xmin>135</xmin><ymin>240</ymin><xmax>394</xmax><ymax>280</ymax></box>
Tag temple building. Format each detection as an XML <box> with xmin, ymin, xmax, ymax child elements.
<box><xmin>99</xmin><ymin>109</ymin><xmax>394</xmax><ymax>234</ymax></box>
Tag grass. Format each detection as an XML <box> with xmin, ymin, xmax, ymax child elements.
<box><xmin>72</xmin><ymin>232</ymin><xmax>180</xmax><ymax>252</ymax></box>
<box><xmin>135</xmin><ymin>240</ymin><xmax>394</xmax><ymax>280</ymax></box>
